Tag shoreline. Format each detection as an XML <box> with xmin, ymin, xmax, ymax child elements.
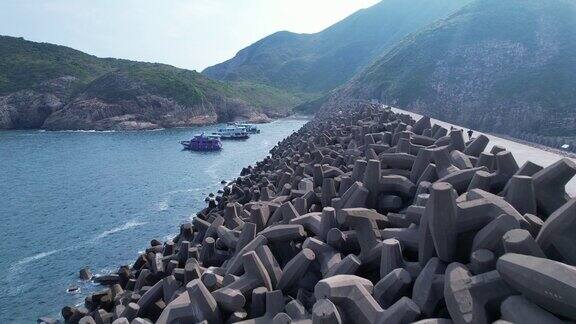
<box><xmin>0</xmin><ymin>113</ymin><xmax>314</xmax><ymax>133</ymax></box>
<box><xmin>58</xmin><ymin>116</ymin><xmax>311</xmax><ymax>133</ymax></box>
<box><xmin>47</xmin><ymin>103</ymin><xmax>576</xmax><ymax>324</ymax></box>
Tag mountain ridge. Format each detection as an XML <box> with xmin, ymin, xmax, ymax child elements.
<box><xmin>330</xmin><ymin>0</ymin><xmax>576</xmax><ymax>138</ymax></box>
<box><xmin>203</xmin><ymin>0</ymin><xmax>472</xmax><ymax>95</ymax></box>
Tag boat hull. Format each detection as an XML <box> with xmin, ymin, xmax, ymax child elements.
<box><xmin>219</xmin><ymin>134</ymin><xmax>250</xmax><ymax>140</ymax></box>
<box><xmin>180</xmin><ymin>141</ymin><xmax>222</xmax><ymax>151</ymax></box>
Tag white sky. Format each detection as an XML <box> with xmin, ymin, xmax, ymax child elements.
<box><xmin>0</xmin><ymin>0</ymin><xmax>380</xmax><ymax>71</ymax></box>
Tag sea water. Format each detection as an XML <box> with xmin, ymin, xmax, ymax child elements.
<box><xmin>0</xmin><ymin>118</ymin><xmax>307</xmax><ymax>323</ymax></box>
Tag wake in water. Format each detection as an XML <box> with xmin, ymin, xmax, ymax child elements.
<box><xmin>13</xmin><ymin>249</ymin><xmax>61</xmax><ymax>267</ymax></box>
<box><xmin>93</xmin><ymin>220</ymin><xmax>148</xmax><ymax>240</ymax></box>
<box><xmin>6</xmin><ymin>249</ymin><xmax>62</xmax><ymax>297</ymax></box>
<box><xmin>7</xmin><ymin>219</ymin><xmax>147</xmax><ymax>289</ymax></box>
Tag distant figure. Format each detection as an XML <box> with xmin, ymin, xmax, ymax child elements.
<box><xmin>467</xmin><ymin>129</ymin><xmax>474</xmax><ymax>140</ymax></box>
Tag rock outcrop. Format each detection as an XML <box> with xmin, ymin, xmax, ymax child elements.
<box><xmin>0</xmin><ymin>36</ymin><xmax>295</xmax><ymax>131</ymax></box>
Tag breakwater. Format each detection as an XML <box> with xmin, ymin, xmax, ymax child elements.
<box><xmin>48</xmin><ymin>103</ymin><xmax>576</xmax><ymax>324</ymax></box>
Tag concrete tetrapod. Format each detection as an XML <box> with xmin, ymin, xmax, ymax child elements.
<box><xmin>302</xmin><ymin>237</ymin><xmax>342</xmax><ymax>277</ymax></box>
<box><xmin>536</xmin><ymin>198</ymin><xmax>576</xmax><ymax>265</ymax></box>
<box><xmin>226</xmin><ymin>234</ymin><xmax>267</xmax><ymax>275</ymax></box>
<box><xmin>426</xmin><ymin>182</ymin><xmax>458</xmax><ymax>262</ymax></box>
<box><xmin>254</xmin><ymin>245</ymin><xmax>283</xmax><ymax>288</ymax></box>
<box><xmin>312</xmin><ymin>298</ymin><xmax>343</xmax><ymax>324</ymax></box>
<box><xmin>212</xmin><ymin>251</ymin><xmax>272</xmax><ymax>312</ymax></box>
<box><xmin>373</xmin><ymin>268</ymin><xmax>412</xmax><ymax>308</ymax></box>
<box><xmin>471</xmin><ymin>214</ymin><xmax>521</xmax><ymax>255</ymax></box>
<box><xmin>497</xmin><ymin>253</ymin><xmax>576</xmax><ymax>320</ymax></box>
<box><xmin>314</xmin><ymin>275</ymin><xmax>420</xmax><ymax>324</ymax></box>
<box><xmin>500</xmin><ymin>295</ymin><xmax>564</xmax><ymax>324</ymax></box>
<box><xmin>235</xmin><ymin>290</ymin><xmax>286</xmax><ymax>324</ymax></box>
<box><xmin>502</xmin><ymin>229</ymin><xmax>545</xmax><ymax>257</ymax></box>
<box><xmin>532</xmin><ymin>158</ymin><xmax>576</xmax><ymax>218</ymax></box>
<box><xmin>444</xmin><ymin>263</ymin><xmax>514</xmax><ymax>324</ymax></box>
<box><xmin>412</xmin><ymin>257</ymin><xmax>446</xmax><ymax>317</ymax></box>
<box><xmin>504</xmin><ymin>175</ymin><xmax>537</xmax><ymax>215</ymax></box>
<box><xmin>277</xmin><ymin>248</ymin><xmax>316</xmax><ymax>292</ymax></box>
<box><xmin>156</xmin><ymin>279</ymin><xmax>222</xmax><ymax>324</ymax></box>
<box><xmin>337</xmin><ymin>208</ymin><xmax>386</xmax><ymax>266</ymax></box>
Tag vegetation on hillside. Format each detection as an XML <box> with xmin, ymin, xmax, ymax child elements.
<box><xmin>339</xmin><ymin>0</ymin><xmax>576</xmax><ymax>137</ymax></box>
<box><xmin>203</xmin><ymin>0</ymin><xmax>471</xmax><ymax>96</ymax></box>
<box><xmin>0</xmin><ymin>36</ymin><xmax>301</xmax><ymax>130</ymax></box>
<box><xmin>0</xmin><ymin>36</ymin><xmax>125</xmax><ymax>95</ymax></box>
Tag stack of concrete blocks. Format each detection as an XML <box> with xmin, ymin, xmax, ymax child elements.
<box><xmin>55</xmin><ymin>103</ymin><xmax>576</xmax><ymax>324</ymax></box>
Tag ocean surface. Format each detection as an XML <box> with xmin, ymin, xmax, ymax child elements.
<box><xmin>0</xmin><ymin>118</ymin><xmax>307</xmax><ymax>323</ymax></box>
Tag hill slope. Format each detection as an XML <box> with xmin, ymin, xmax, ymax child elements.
<box><xmin>0</xmin><ymin>36</ymin><xmax>299</xmax><ymax>130</ymax></box>
<box><xmin>203</xmin><ymin>0</ymin><xmax>471</xmax><ymax>95</ymax></box>
<box><xmin>335</xmin><ymin>0</ymin><xmax>576</xmax><ymax>138</ymax></box>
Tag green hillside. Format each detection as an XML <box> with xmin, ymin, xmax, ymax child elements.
<box><xmin>0</xmin><ymin>36</ymin><xmax>125</xmax><ymax>95</ymax></box>
<box><xmin>338</xmin><ymin>0</ymin><xmax>576</xmax><ymax>137</ymax></box>
<box><xmin>203</xmin><ymin>0</ymin><xmax>471</xmax><ymax>96</ymax></box>
<box><xmin>0</xmin><ymin>36</ymin><xmax>300</xmax><ymax>130</ymax></box>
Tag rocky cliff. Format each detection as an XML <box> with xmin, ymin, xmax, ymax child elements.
<box><xmin>0</xmin><ymin>36</ymin><xmax>298</xmax><ymax>130</ymax></box>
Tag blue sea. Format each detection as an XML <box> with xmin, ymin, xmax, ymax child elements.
<box><xmin>0</xmin><ymin>118</ymin><xmax>307</xmax><ymax>323</ymax></box>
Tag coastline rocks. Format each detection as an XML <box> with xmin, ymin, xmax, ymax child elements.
<box><xmin>79</xmin><ymin>267</ymin><xmax>93</xmax><ymax>281</ymax></box>
<box><xmin>0</xmin><ymin>72</ymin><xmax>283</xmax><ymax>131</ymax></box>
<box><xmin>0</xmin><ymin>89</ymin><xmax>64</xmax><ymax>129</ymax></box>
<box><xmin>57</xmin><ymin>102</ymin><xmax>576</xmax><ymax>323</ymax></box>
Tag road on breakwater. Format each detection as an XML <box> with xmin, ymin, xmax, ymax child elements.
<box><xmin>391</xmin><ymin>107</ymin><xmax>576</xmax><ymax>195</ymax></box>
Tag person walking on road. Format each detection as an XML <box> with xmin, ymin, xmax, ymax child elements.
<box><xmin>467</xmin><ymin>129</ymin><xmax>474</xmax><ymax>140</ymax></box>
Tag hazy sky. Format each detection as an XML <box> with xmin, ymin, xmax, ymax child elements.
<box><xmin>0</xmin><ymin>0</ymin><xmax>380</xmax><ymax>71</ymax></box>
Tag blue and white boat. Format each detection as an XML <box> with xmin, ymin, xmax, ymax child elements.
<box><xmin>227</xmin><ymin>122</ymin><xmax>261</xmax><ymax>134</ymax></box>
<box><xmin>213</xmin><ymin>126</ymin><xmax>250</xmax><ymax>140</ymax></box>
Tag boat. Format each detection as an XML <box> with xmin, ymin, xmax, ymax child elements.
<box><xmin>66</xmin><ymin>285</ymin><xmax>80</xmax><ymax>294</ymax></box>
<box><xmin>180</xmin><ymin>133</ymin><xmax>222</xmax><ymax>151</ymax></box>
<box><xmin>213</xmin><ymin>126</ymin><xmax>250</xmax><ymax>140</ymax></box>
<box><xmin>227</xmin><ymin>122</ymin><xmax>261</xmax><ymax>134</ymax></box>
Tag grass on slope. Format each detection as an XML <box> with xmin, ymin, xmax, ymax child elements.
<box><xmin>354</xmin><ymin>0</ymin><xmax>576</xmax><ymax>107</ymax></box>
<box><xmin>229</xmin><ymin>81</ymin><xmax>315</xmax><ymax>114</ymax></box>
<box><xmin>0</xmin><ymin>36</ymin><xmax>302</xmax><ymax>115</ymax></box>
<box><xmin>0</xmin><ymin>36</ymin><xmax>124</xmax><ymax>95</ymax></box>
<box><xmin>347</xmin><ymin>0</ymin><xmax>576</xmax><ymax>136</ymax></box>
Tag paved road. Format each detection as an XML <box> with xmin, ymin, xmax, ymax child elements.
<box><xmin>391</xmin><ymin>107</ymin><xmax>576</xmax><ymax>196</ymax></box>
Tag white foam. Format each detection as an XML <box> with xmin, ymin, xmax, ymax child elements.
<box><xmin>163</xmin><ymin>233</ymin><xmax>177</xmax><ymax>242</ymax></box>
<box><xmin>13</xmin><ymin>249</ymin><xmax>60</xmax><ymax>267</ymax></box>
<box><xmin>163</xmin><ymin>187</ymin><xmax>209</xmax><ymax>196</ymax></box>
<box><xmin>54</xmin><ymin>129</ymin><xmax>117</xmax><ymax>133</ymax></box>
<box><xmin>157</xmin><ymin>198</ymin><xmax>170</xmax><ymax>211</ymax></box>
<box><xmin>94</xmin><ymin>220</ymin><xmax>147</xmax><ymax>240</ymax></box>
<box><xmin>6</xmin><ymin>249</ymin><xmax>61</xmax><ymax>292</ymax></box>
